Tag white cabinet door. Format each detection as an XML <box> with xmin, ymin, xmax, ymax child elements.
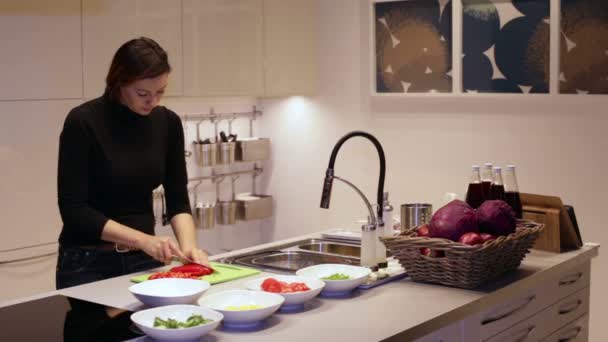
<box><xmin>263</xmin><ymin>0</ymin><xmax>317</xmax><ymax>97</ymax></box>
<box><xmin>182</xmin><ymin>0</ymin><xmax>264</xmax><ymax>96</ymax></box>
<box><xmin>0</xmin><ymin>0</ymin><xmax>82</xmax><ymax>100</ymax></box>
<box><xmin>0</xmin><ymin>100</ymin><xmax>79</xmax><ymax>252</ymax></box>
<box><xmin>82</xmin><ymin>0</ymin><xmax>183</xmax><ymax>98</ymax></box>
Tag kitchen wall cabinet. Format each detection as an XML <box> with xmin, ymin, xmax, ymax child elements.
<box><xmin>0</xmin><ymin>99</ymin><xmax>80</xmax><ymax>302</ymax></box>
<box><xmin>182</xmin><ymin>0</ymin><xmax>316</xmax><ymax>97</ymax></box>
<box><xmin>182</xmin><ymin>0</ymin><xmax>265</xmax><ymax>97</ymax></box>
<box><xmin>263</xmin><ymin>0</ymin><xmax>317</xmax><ymax>97</ymax></box>
<box><xmin>0</xmin><ymin>0</ymin><xmax>82</xmax><ymax>100</ymax></box>
<box><xmin>82</xmin><ymin>0</ymin><xmax>183</xmax><ymax>98</ymax></box>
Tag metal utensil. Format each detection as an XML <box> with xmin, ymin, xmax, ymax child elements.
<box><xmin>400</xmin><ymin>203</ymin><xmax>433</xmax><ymax>231</ymax></box>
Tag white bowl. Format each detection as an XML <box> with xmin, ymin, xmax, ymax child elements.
<box><xmin>245</xmin><ymin>275</ymin><xmax>325</xmax><ymax>311</ymax></box>
<box><xmin>129</xmin><ymin>278</ymin><xmax>210</xmax><ymax>307</ymax></box>
<box><xmin>197</xmin><ymin>289</ymin><xmax>284</xmax><ymax>329</ymax></box>
<box><xmin>131</xmin><ymin>304</ymin><xmax>222</xmax><ymax>341</ymax></box>
<box><xmin>296</xmin><ymin>264</ymin><xmax>371</xmax><ymax>296</ymax></box>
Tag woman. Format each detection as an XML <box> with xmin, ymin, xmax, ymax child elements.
<box><xmin>56</xmin><ymin>37</ymin><xmax>208</xmax><ymax>292</ymax></box>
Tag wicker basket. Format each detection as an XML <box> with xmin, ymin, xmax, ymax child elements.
<box><xmin>381</xmin><ymin>221</ymin><xmax>544</xmax><ymax>289</ymax></box>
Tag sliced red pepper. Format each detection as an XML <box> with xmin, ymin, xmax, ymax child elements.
<box><xmin>149</xmin><ymin>271</ymin><xmax>200</xmax><ymax>280</ymax></box>
<box><xmin>169</xmin><ymin>263</ymin><xmax>214</xmax><ymax>276</ymax></box>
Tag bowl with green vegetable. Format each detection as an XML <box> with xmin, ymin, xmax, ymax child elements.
<box><xmin>296</xmin><ymin>264</ymin><xmax>371</xmax><ymax>296</ymax></box>
<box><xmin>197</xmin><ymin>289</ymin><xmax>284</xmax><ymax>329</ymax></box>
<box><xmin>130</xmin><ymin>304</ymin><xmax>222</xmax><ymax>341</ymax></box>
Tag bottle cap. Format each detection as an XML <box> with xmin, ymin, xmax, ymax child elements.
<box><xmin>484</xmin><ymin>162</ymin><xmax>493</xmax><ymax>168</ymax></box>
<box><xmin>472</xmin><ymin>165</ymin><xmax>480</xmax><ymax>170</ymax></box>
<box><xmin>493</xmin><ymin>166</ymin><xmax>502</xmax><ymax>171</ymax></box>
<box><xmin>506</xmin><ymin>165</ymin><xmax>516</xmax><ymax>170</ymax></box>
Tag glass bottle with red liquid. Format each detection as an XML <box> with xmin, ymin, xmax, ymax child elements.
<box><xmin>490</xmin><ymin>166</ymin><xmax>505</xmax><ymax>200</ymax></box>
<box><xmin>465</xmin><ymin>165</ymin><xmax>485</xmax><ymax>209</ymax></box>
<box><xmin>504</xmin><ymin>165</ymin><xmax>523</xmax><ymax>219</ymax></box>
<box><xmin>481</xmin><ymin>163</ymin><xmax>493</xmax><ymax>200</ymax></box>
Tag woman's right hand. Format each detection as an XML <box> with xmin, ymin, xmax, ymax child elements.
<box><xmin>137</xmin><ymin>235</ymin><xmax>186</xmax><ymax>264</ymax></box>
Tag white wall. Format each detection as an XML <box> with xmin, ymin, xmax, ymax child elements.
<box><xmin>258</xmin><ymin>1</ymin><xmax>607</xmax><ymax>341</ymax></box>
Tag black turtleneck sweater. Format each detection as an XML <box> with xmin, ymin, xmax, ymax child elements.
<box><xmin>57</xmin><ymin>94</ymin><xmax>191</xmax><ymax>246</ymax></box>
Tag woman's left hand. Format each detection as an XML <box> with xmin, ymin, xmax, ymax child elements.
<box><xmin>182</xmin><ymin>247</ymin><xmax>210</xmax><ymax>266</ymax></box>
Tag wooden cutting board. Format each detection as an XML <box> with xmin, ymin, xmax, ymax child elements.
<box><xmin>130</xmin><ymin>262</ymin><xmax>260</xmax><ymax>284</ymax></box>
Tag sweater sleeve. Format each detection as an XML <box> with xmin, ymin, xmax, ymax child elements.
<box><xmin>163</xmin><ymin>111</ymin><xmax>192</xmax><ymax>220</ymax></box>
<box><xmin>57</xmin><ymin>109</ymin><xmax>109</xmax><ymax>240</ymax></box>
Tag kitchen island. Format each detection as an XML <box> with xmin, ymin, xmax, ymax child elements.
<box><xmin>0</xmin><ymin>232</ymin><xmax>599</xmax><ymax>341</ymax></box>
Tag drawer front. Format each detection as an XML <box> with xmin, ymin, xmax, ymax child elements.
<box><xmin>463</xmin><ymin>262</ymin><xmax>590</xmax><ymax>341</ymax></box>
<box><xmin>547</xmin><ymin>286</ymin><xmax>589</xmax><ymax>335</ymax></box>
<box><xmin>546</xmin><ymin>263</ymin><xmax>590</xmax><ymax>306</ymax></box>
<box><xmin>414</xmin><ymin>321</ymin><xmax>463</xmax><ymax>342</ymax></box>
<box><xmin>541</xmin><ymin>315</ymin><xmax>588</xmax><ymax>342</ymax></box>
<box><xmin>484</xmin><ymin>287</ymin><xmax>589</xmax><ymax>342</ymax></box>
<box><xmin>464</xmin><ymin>288</ymin><xmax>548</xmax><ymax>341</ymax></box>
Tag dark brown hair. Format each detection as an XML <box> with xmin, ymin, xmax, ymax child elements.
<box><xmin>105</xmin><ymin>37</ymin><xmax>171</xmax><ymax>99</ymax></box>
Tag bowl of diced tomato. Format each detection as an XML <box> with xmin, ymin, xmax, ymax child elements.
<box><xmin>245</xmin><ymin>275</ymin><xmax>325</xmax><ymax>311</ymax></box>
<box><xmin>129</xmin><ymin>278</ymin><xmax>211</xmax><ymax>307</ymax></box>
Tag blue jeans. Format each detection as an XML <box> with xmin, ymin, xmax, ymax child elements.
<box><xmin>56</xmin><ymin>245</ymin><xmax>163</xmax><ymax>290</ymax></box>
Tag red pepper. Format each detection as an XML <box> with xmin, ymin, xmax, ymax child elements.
<box><xmin>149</xmin><ymin>271</ymin><xmax>200</xmax><ymax>280</ymax></box>
<box><xmin>169</xmin><ymin>263</ymin><xmax>213</xmax><ymax>276</ymax></box>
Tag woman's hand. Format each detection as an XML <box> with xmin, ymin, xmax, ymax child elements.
<box><xmin>182</xmin><ymin>247</ymin><xmax>210</xmax><ymax>266</ymax></box>
<box><xmin>138</xmin><ymin>235</ymin><xmax>186</xmax><ymax>264</ymax></box>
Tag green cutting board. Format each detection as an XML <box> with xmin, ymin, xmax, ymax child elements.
<box><xmin>130</xmin><ymin>262</ymin><xmax>260</xmax><ymax>284</ymax></box>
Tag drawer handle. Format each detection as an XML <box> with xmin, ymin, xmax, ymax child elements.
<box><xmin>558</xmin><ymin>326</ymin><xmax>582</xmax><ymax>342</ymax></box>
<box><xmin>505</xmin><ymin>325</ymin><xmax>536</xmax><ymax>342</ymax></box>
<box><xmin>481</xmin><ymin>295</ymin><xmax>536</xmax><ymax>325</ymax></box>
<box><xmin>559</xmin><ymin>272</ymin><xmax>583</xmax><ymax>286</ymax></box>
<box><xmin>558</xmin><ymin>299</ymin><xmax>583</xmax><ymax>315</ymax></box>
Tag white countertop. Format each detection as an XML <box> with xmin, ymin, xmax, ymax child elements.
<box><xmin>1</xmin><ymin>232</ymin><xmax>599</xmax><ymax>341</ymax></box>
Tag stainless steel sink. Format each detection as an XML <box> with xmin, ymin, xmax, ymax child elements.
<box><xmin>232</xmin><ymin>250</ymin><xmax>358</xmax><ymax>273</ymax></box>
<box><xmin>297</xmin><ymin>241</ymin><xmax>360</xmax><ymax>257</ymax></box>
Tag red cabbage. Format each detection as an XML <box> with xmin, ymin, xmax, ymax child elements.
<box><xmin>429</xmin><ymin>200</ymin><xmax>478</xmax><ymax>241</ymax></box>
<box><xmin>476</xmin><ymin>200</ymin><xmax>516</xmax><ymax>236</ymax></box>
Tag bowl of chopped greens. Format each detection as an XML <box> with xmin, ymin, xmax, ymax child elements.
<box><xmin>130</xmin><ymin>304</ymin><xmax>222</xmax><ymax>341</ymax></box>
<box><xmin>129</xmin><ymin>278</ymin><xmax>210</xmax><ymax>307</ymax></box>
<box><xmin>296</xmin><ymin>264</ymin><xmax>371</xmax><ymax>296</ymax></box>
<box><xmin>197</xmin><ymin>289</ymin><xmax>284</xmax><ymax>329</ymax></box>
<box><xmin>245</xmin><ymin>275</ymin><xmax>325</xmax><ymax>311</ymax></box>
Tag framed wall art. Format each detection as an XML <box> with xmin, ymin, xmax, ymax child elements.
<box><xmin>374</xmin><ymin>0</ymin><xmax>453</xmax><ymax>93</ymax></box>
<box><xmin>560</xmin><ymin>0</ymin><xmax>608</xmax><ymax>94</ymax></box>
<box><xmin>462</xmin><ymin>0</ymin><xmax>550</xmax><ymax>93</ymax></box>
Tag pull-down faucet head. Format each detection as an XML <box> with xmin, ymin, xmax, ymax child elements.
<box><xmin>319</xmin><ymin>131</ymin><xmax>386</xmax><ymax>224</ymax></box>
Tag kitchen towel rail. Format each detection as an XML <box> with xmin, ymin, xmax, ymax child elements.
<box><xmin>152</xmin><ymin>166</ymin><xmax>263</xmax><ymax>198</ymax></box>
<box><xmin>180</xmin><ymin>106</ymin><xmax>262</xmax><ymax>123</ymax></box>
<box><xmin>188</xmin><ymin>166</ymin><xmax>263</xmax><ymax>183</ymax></box>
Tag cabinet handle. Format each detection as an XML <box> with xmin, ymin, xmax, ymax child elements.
<box><xmin>557</xmin><ymin>326</ymin><xmax>582</xmax><ymax>342</ymax></box>
<box><xmin>558</xmin><ymin>299</ymin><xmax>583</xmax><ymax>315</ymax></box>
<box><xmin>481</xmin><ymin>295</ymin><xmax>536</xmax><ymax>325</ymax></box>
<box><xmin>503</xmin><ymin>325</ymin><xmax>536</xmax><ymax>342</ymax></box>
<box><xmin>559</xmin><ymin>272</ymin><xmax>583</xmax><ymax>286</ymax></box>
